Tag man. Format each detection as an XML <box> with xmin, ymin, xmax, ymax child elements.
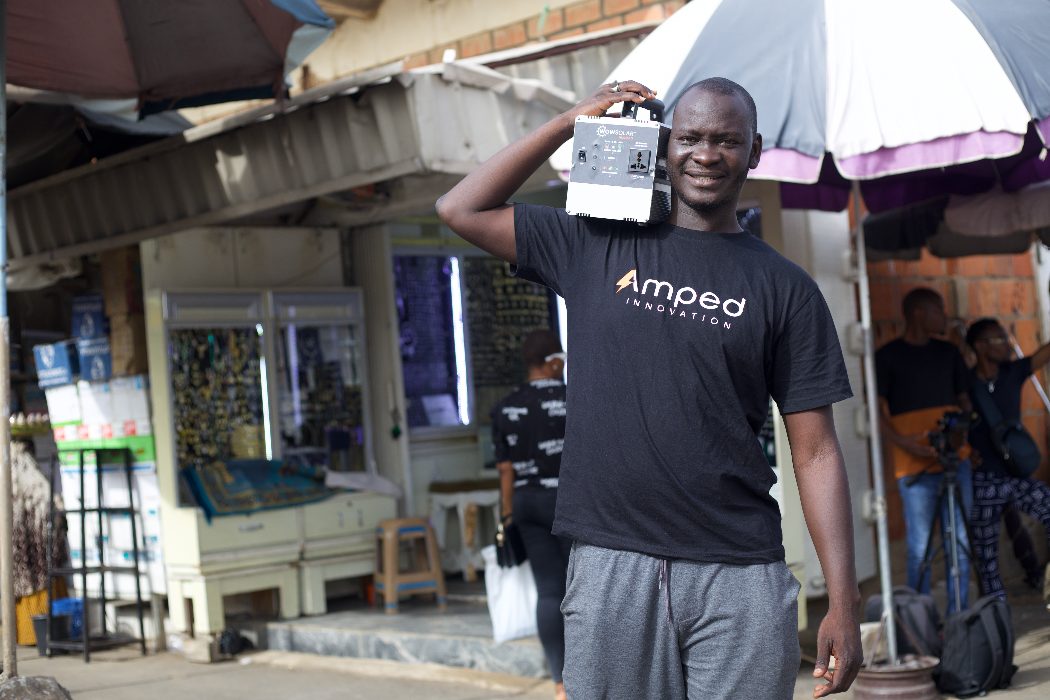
<box><xmin>876</xmin><ymin>288</ymin><xmax>974</xmax><ymax>613</ymax></box>
<box><xmin>437</xmin><ymin>77</ymin><xmax>861</xmax><ymax>699</ymax></box>
<box><xmin>965</xmin><ymin>318</ymin><xmax>1050</xmax><ymax>603</ymax></box>
<box><xmin>492</xmin><ymin>329</ymin><xmax>570</xmax><ymax>700</ymax></box>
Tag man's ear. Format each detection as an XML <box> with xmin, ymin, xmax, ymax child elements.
<box><xmin>749</xmin><ymin>132</ymin><xmax>763</xmax><ymax>170</ymax></box>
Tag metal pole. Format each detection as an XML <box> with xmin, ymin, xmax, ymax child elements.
<box><xmin>0</xmin><ymin>0</ymin><xmax>18</xmax><ymax>680</ymax></box>
<box><xmin>852</xmin><ymin>183</ymin><xmax>898</xmax><ymax>665</ymax></box>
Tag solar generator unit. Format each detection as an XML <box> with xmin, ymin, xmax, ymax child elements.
<box><xmin>565</xmin><ymin>99</ymin><xmax>670</xmax><ymax>225</ymax></box>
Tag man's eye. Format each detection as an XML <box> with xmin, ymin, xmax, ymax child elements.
<box><xmin>721</xmin><ymin>140</ymin><xmax>739</xmax><ymax>146</ymax></box>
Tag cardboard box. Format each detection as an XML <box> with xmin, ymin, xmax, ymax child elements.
<box><xmin>77</xmin><ymin>338</ymin><xmax>113</xmax><ymax>382</ymax></box>
<box><xmin>45</xmin><ymin>384</ymin><xmax>82</xmax><ymax>425</ymax></box>
<box><xmin>71</xmin><ymin>294</ymin><xmax>107</xmax><ymax>341</ymax></box>
<box><xmin>110</xmin><ymin>376</ymin><xmax>152</xmax><ymax>437</ymax></box>
<box><xmin>109</xmin><ymin>314</ymin><xmax>148</xmax><ymax>377</ymax></box>
<box><xmin>62</xmin><ymin>465</ymin><xmax>166</xmax><ymax>597</ymax></box>
<box><xmin>33</xmin><ymin>341</ymin><xmax>79</xmax><ymax>388</ymax></box>
<box><xmin>100</xmin><ymin>247</ymin><xmax>144</xmax><ymax>317</ymax></box>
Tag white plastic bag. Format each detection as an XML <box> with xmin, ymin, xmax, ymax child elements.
<box><xmin>482</xmin><ymin>544</ymin><xmax>538</xmax><ymax>643</ymax></box>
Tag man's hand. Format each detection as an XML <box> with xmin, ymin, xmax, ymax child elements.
<box><xmin>896</xmin><ymin>433</ymin><xmax>936</xmax><ymax>459</ymax></box>
<box><xmin>436</xmin><ymin>78</ymin><xmax>655</xmax><ymax>261</ymax></box>
<box><xmin>811</xmin><ymin>604</ymin><xmax>862</xmax><ymax>697</ymax></box>
<box><xmin>564</xmin><ymin>80</ymin><xmax>657</xmax><ymax>123</ymax></box>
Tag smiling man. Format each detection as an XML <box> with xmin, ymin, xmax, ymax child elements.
<box><xmin>436</xmin><ymin>78</ymin><xmax>861</xmax><ymax>700</ymax></box>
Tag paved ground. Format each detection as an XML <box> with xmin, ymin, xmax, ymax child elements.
<box><xmin>5</xmin><ymin>567</ymin><xmax>1048</xmax><ymax>699</ymax></box>
<box><xmin>8</xmin><ymin>610</ymin><xmax>1048</xmax><ymax>700</ymax></box>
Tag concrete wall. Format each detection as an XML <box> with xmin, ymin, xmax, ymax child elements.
<box><xmin>140</xmin><ymin>227</ymin><xmax>342</xmax><ymax>289</ymax></box>
<box><xmin>780</xmin><ymin>209</ymin><xmax>879</xmax><ymax>595</ymax></box>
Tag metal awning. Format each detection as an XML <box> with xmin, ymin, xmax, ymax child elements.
<box><xmin>6</xmin><ymin>25</ymin><xmax>651</xmax><ymax>269</ymax></box>
<box><xmin>6</xmin><ymin>63</ymin><xmax>566</xmax><ymax>267</ymax></box>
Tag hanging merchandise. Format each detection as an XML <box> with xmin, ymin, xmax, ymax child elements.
<box><xmin>169</xmin><ymin>328</ymin><xmax>265</xmax><ymax>469</ymax></box>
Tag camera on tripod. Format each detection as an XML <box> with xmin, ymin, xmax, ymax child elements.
<box><xmin>928</xmin><ymin>410</ymin><xmax>976</xmax><ymax>466</ymax></box>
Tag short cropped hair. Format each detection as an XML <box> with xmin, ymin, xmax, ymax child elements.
<box><xmin>681</xmin><ymin>77</ymin><xmax>758</xmax><ymax>136</ymax></box>
<box><xmin>522</xmin><ymin>329</ymin><xmax>562</xmax><ymax>368</ymax></box>
<box><xmin>901</xmin><ymin>287</ymin><xmax>943</xmax><ymax>320</ymax></box>
<box><xmin>965</xmin><ymin>318</ymin><xmax>1002</xmax><ymax>348</ymax></box>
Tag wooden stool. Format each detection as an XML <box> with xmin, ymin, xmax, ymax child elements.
<box><xmin>375</xmin><ymin>517</ymin><xmax>447</xmax><ymax>614</ymax></box>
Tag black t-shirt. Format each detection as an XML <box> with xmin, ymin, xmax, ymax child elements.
<box><xmin>491</xmin><ymin>378</ymin><xmax>567</xmax><ymax>489</ymax></box>
<box><xmin>968</xmin><ymin>357</ymin><xmax>1032</xmax><ymax>476</ymax></box>
<box><xmin>875</xmin><ymin>338</ymin><xmax>968</xmax><ymax>416</ymax></box>
<box><xmin>512</xmin><ymin>204</ymin><xmax>853</xmax><ymax>564</ymax></box>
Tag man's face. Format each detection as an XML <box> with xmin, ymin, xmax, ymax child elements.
<box><xmin>919</xmin><ymin>301</ymin><xmax>947</xmax><ymax>335</ymax></box>
<box><xmin>667</xmin><ymin>89</ymin><xmax>762</xmax><ymax>215</ymax></box>
<box><xmin>977</xmin><ymin>326</ymin><xmax>1012</xmax><ymax>364</ymax></box>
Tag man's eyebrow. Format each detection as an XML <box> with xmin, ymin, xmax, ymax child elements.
<box><xmin>673</xmin><ymin>127</ymin><xmax>746</xmax><ymax>138</ymax></box>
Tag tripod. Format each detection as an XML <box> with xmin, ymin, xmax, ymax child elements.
<box><xmin>912</xmin><ymin>451</ymin><xmax>981</xmax><ymax>613</ymax></box>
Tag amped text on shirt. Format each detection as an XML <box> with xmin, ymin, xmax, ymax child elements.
<box><xmin>614</xmin><ymin>268</ymin><xmax>745</xmax><ymax>330</ymax></box>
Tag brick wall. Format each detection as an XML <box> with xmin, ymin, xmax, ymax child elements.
<box><xmin>868</xmin><ymin>248</ymin><xmax>1050</xmax><ymax>537</ymax></box>
<box><xmin>402</xmin><ymin>0</ymin><xmax>686</xmax><ymax>68</ymax></box>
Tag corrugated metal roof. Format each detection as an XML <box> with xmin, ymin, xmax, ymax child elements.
<box><xmin>6</xmin><ymin>25</ymin><xmax>650</xmax><ymax>268</ymax></box>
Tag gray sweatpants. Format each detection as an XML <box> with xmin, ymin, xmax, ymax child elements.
<box><xmin>561</xmin><ymin>543</ymin><xmax>801</xmax><ymax>700</ymax></box>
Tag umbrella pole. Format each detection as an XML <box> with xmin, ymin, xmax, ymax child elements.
<box><xmin>0</xmin><ymin>0</ymin><xmax>16</xmax><ymax>680</ymax></box>
<box><xmin>852</xmin><ymin>182</ymin><xmax>898</xmax><ymax>666</ymax></box>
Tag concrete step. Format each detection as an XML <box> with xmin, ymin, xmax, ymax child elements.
<box><xmin>265</xmin><ymin>600</ymin><xmax>547</xmax><ymax>679</ymax></box>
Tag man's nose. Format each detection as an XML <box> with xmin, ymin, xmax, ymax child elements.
<box><xmin>691</xmin><ymin>143</ymin><xmax>720</xmax><ymax>165</ymax></box>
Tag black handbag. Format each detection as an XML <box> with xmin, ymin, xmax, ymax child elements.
<box><xmin>972</xmin><ymin>379</ymin><xmax>1041</xmax><ymax>478</ymax></box>
<box><xmin>495</xmin><ymin>520</ymin><xmax>528</xmax><ymax>568</ymax></box>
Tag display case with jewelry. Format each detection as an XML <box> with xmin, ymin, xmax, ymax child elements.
<box><xmin>147</xmin><ymin>289</ymin><xmax>397</xmax><ymax>633</ymax></box>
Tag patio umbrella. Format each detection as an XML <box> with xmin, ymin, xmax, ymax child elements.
<box><xmin>5</xmin><ymin>0</ymin><xmax>335</xmax><ymax>116</ymax></box>
<box><xmin>865</xmin><ymin>182</ymin><xmax>1050</xmax><ymax>260</ymax></box>
<box><xmin>553</xmin><ymin>0</ymin><xmax>1050</xmax><ymax>214</ymax></box>
<box><xmin>556</xmin><ymin>0</ymin><xmax>1050</xmax><ymax>666</ymax></box>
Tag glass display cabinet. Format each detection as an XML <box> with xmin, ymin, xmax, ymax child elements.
<box><xmin>147</xmin><ymin>289</ymin><xmax>396</xmax><ymax>635</ymax></box>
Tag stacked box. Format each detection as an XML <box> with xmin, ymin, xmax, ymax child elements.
<box><xmin>60</xmin><ymin>445</ymin><xmax>165</xmax><ymax>596</ymax></box>
<box><xmin>33</xmin><ymin>342</ymin><xmax>79</xmax><ymax>388</ymax></box>
<box><xmin>72</xmin><ymin>294</ymin><xmax>112</xmax><ymax>382</ymax></box>
<box><xmin>53</xmin><ymin>374</ymin><xmax>163</xmax><ymax>597</ymax></box>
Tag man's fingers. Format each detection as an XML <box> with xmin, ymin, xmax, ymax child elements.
<box><xmin>813</xmin><ymin>677</ymin><xmax>834</xmax><ymax>699</ymax></box>
<box><xmin>813</xmin><ymin>637</ymin><xmax>831</xmax><ymax>678</ymax></box>
<box><xmin>614</xmin><ymin>80</ymin><xmax>656</xmax><ymax>98</ymax></box>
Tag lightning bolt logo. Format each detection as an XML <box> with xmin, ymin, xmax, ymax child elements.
<box><xmin>615</xmin><ymin>269</ymin><xmax>637</xmax><ymax>294</ymax></box>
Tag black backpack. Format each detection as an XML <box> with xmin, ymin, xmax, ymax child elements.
<box><xmin>864</xmin><ymin>585</ymin><xmax>942</xmax><ymax>658</ymax></box>
<box><xmin>935</xmin><ymin>595</ymin><xmax>1017</xmax><ymax>697</ymax></box>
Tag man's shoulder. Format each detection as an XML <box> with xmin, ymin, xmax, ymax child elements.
<box><xmin>1003</xmin><ymin>357</ymin><xmax>1033</xmax><ymax>380</ymax></box>
<box><xmin>876</xmin><ymin>337</ymin><xmax>906</xmax><ymax>359</ymax></box>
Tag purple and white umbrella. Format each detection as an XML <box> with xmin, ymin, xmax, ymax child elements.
<box><xmin>554</xmin><ymin>0</ymin><xmax>1050</xmax><ymax>214</ymax></box>
<box><xmin>553</xmin><ymin>0</ymin><xmax>1050</xmax><ymax>666</ymax></box>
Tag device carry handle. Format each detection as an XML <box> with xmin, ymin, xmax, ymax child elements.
<box><xmin>620</xmin><ymin>98</ymin><xmax>665</xmax><ymax>123</ymax></box>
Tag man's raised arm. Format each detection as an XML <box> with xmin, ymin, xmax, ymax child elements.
<box><xmin>435</xmin><ymin>81</ymin><xmax>655</xmax><ymax>263</ymax></box>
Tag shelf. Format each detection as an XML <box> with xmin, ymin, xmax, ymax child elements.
<box><xmin>62</xmin><ymin>507</ymin><xmax>136</xmax><ymax>515</ymax></box>
<box><xmin>51</xmin><ymin>565</ymin><xmax>141</xmax><ymax>576</ymax></box>
<box><xmin>48</xmin><ymin>635</ymin><xmax>142</xmax><ymax>652</ymax></box>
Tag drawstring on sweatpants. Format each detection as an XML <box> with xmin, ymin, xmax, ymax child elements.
<box><xmin>658</xmin><ymin>558</ymin><xmax>673</xmax><ymax>624</ymax></box>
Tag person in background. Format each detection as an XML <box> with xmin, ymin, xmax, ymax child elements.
<box><xmin>876</xmin><ymin>288</ymin><xmax>974</xmax><ymax>613</ymax></box>
<box><xmin>948</xmin><ymin>316</ymin><xmax>1043</xmax><ymax>592</ymax></box>
<box><xmin>491</xmin><ymin>329</ymin><xmax>569</xmax><ymax>700</ymax></box>
<box><xmin>965</xmin><ymin>318</ymin><xmax>1050</xmax><ymax>603</ymax></box>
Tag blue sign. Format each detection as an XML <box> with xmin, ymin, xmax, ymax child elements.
<box><xmin>71</xmin><ymin>294</ymin><xmax>107</xmax><ymax>340</ymax></box>
<box><xmin>76</xmin><ymin>338</ymin><xmax>113</xmax><ymax>382</ymax></box>
<box><xmin>33</xmin><ymin>341</ymin><xmax>79</xmax><ymax>388</ymax></box>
